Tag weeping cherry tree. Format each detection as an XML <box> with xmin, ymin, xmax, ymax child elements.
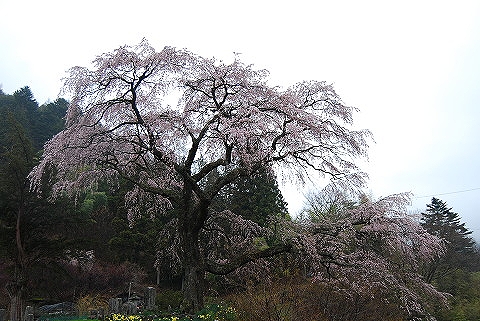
<box><xmin>30</xmin><ymin>39</ymin><xmax>383</xmax><ymax>312</ymax></box>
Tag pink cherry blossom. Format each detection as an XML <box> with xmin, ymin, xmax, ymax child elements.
<box><xmin>28</xmin><ymin>40</ymin><xmax>443</xmax><ymax>315</ymax></box>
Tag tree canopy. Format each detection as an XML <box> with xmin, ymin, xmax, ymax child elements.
<box><xmin>30</xmin><ymin>40</ymin><xmax>372</xmax><ymax>312</ymax></box>
<box><xmin>26</xmin><ymin>40</ymin><xmax>451</xmax><ymax>318</ymax></box>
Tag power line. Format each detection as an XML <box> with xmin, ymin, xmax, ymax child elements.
<box><xmin>414</xmin><ymin>187</ymin><xmax>480</xmax><ymax>199</ymax></box>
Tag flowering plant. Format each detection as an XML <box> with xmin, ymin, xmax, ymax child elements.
<box><xmin>105</xmin><ymin>304</ymin><xmax>236</xmax><ymax>321</ymax></box>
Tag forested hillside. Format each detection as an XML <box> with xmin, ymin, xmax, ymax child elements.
<box><xmin>0</xmin><ymin>87</ymin><xmax>158</xmax><ymax>320</ymax></box>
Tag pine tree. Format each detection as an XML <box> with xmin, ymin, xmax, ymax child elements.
<box><xmin>212</xmin><ymin>166</ymin><xmax>289</xmax><ymax>227</ymax></box>
<box><xmin>421</xmin><ymin>197</ymin><xmax>476</xmax><ymax>284</ymax></box>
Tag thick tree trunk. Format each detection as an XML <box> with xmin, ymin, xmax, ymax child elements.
<box><xmin>178</xmin><ymin>178</ymin><xmax>209</xmax><ymax>313</ymax></box>
<box><xmin>180</xmin><ymin>230</ymin><xmax>205</xmax><ymax>313</ymax></box>
<box><xmin>6</xmin><ymin>273</ymin><xmax>25</xmax><ymax>321</ymax></box>
<box><xmin>182</xmin><ymin>262</ymin><xmax>205</xmax><ymax>312</ymax></box>
<box><xmin>8</xmin><ymin>290</ymin><xmax>24</xmax><ymax>321</ymax></box>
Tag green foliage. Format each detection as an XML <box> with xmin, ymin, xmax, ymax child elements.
<box><xmin>13</xmin><ymin>86</ymin><xmax>38</xmax><ymax>116</ymax></box>
<box><xmin>80</xmin><ymin>192</ymin><xmax>108</xmax><ymax>216</ymax></box>
<box><xmin>212</xmin><ymin>166</ymin><xmax>289</xmax><ymax>227</ymax></box>
<box><xmin>0</xmin><ymin>113</ymin><xmax>35</xmax><ymax>192</ymax></box>
<box><xmin>421</xmin><ymin>197</ymin><xmax>474</xmax><ymax>254</ymax></box>
<box><xmin>0</xmin><ymin>113</ymin><xmax>35</xmax><ymax>261</ymax></box>
<box><xmin>420</xmin><ymin>198</ymin><xmax>480</xmax><ymax>320</ymax></box>
<box><xmin>156</xmin><ymin>289</ymin><xmax>184</xmax><ymax>310</ymax></box>
<box><xmin>421</xmin><ymin>198</ymin><xmax>477</xmax><ymax>284</ymax></box>
<box><xmin>36</xmin><ymin>98</ymin><xmax>68</xmax><ymax>148</ymax></box>
<box><xmin>0</xmin><ymin>86</ymin><xmax>94</xmax><ymax>306</ymax></box>
<box><xmin>107</xmin><ymin>205</ymin><xmax>163</xmax><ymax>276</ymax></box>
<box><xmin>73</xmin><ymin>181</ymin><xmax>164</xmax><ymax>279</ymax></box>
<box><xmin>0</xmin><ymin>87</ymin><xmax>67</xmax><ymax>151</ymax></box>
<box><xmin>433</xmin><ymin>271</ymin><xmax>480</xmax><ymax>321</ymax></box>
<box><xmin>192</xmin><ymin>304</ymin><xmax>236</xmax><ymax>321</ymax></box>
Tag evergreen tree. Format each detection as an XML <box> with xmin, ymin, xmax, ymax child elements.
<box><xmin>36</xmin><ymin>98</ymin><xmax>68</xmax><ymax>147</ymax></box>
<box><xmin>13</xmin><ymin>87</ymin><xmax>37</xmax><ymax>115</ymax></box>
<box><xmin>421</xmin><ymin>197</ymin><xmax>476</xmax><ymax>284</ymax></box>
<box><xmin>0</xmin><ymin>114</ymin><xmax>35</xmax><ymax>321</ymax></box>
<box><xmin>213</xmin><ymin>166</ymin><xmax>289</xmax><ymax>227</ymax></box>
<box><xmin>0</xmin><ymin>87</ymin><xmax>90</xmax><ymax>317</ymax></box>
<box><xmin>0</xmin><ymin>93</ymin><xmax>19</xmax><ymax>152</ymax></box>
<box><xmin>11</xmin><ymin>87</ymin><xmax>38</xmax><ymax>147</ymax></box>
<box><xmin>1</xmin><ymin>87</ymin><xmax>68</xmax><ymax>151</ymax></box>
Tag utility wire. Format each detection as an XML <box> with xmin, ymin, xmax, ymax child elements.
<box><xmin>414</xmin><ymin>187</ymin><xmax>480</xmax><ymax>199</ymax></box>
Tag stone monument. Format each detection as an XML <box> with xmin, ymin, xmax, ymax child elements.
<box><xmin>109</xmin><ymin>298</ymin><xmax>123</xmax><ymax>314</ymax></box>
<box><xmin>0</xmin><ymin>309</ymin><xmax>6</xmax><ymax>321</ymax></box>
<box><xmin>144</xmin><ymin>287</ymin><xmax>156</xmax><ymax>310</ymax></box>
<box><xmin>24</xmin><ymin>306</ymin><xmax>34</xmax><ymax>321</ymax></box>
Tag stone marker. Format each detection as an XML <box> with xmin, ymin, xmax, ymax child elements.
<box><xmin>24</xmin><ymin>306</ymin><xmax>34</xmax><ymax>321</ymax></box>
<box><xmin>109</xmin><ymin>298</ymin><xmax>123</xmax><ymax>314</ymax></box>
<box><xmin>121</xmin><ymin>301</ymin><xmax>136</xmax><ymax>315</ymax></box>
<box><xmin>144</xmin><ymin>287</ymin><xmax>156</xmax><ymax>310</ymax></box>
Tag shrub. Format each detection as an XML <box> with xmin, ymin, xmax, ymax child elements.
<box><xmin>193</xmin><ymin>304</ymin><xmax>236</xmax><ymax>321</ymax></box>
<box><xmin>226</xmin><ymin>276</ymin><xmax>409</xmax><ymax>321</ymax></box>
<box><xmin>76</xmin><ymin>294</ymin><xmax>108</xmax><ymax>316</ymax></box>
<box><xmin>156</xmin><ymin>289</ymin><xmax>184</xmax><ymax>310</ymax></box>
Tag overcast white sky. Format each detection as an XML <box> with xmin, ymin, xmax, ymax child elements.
<box><xmin>1</xmin><ymin>0</ymin><xmax>480</xmax><ymax>237</ymax></box>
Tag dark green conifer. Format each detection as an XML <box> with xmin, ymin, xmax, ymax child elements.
<box><xmin>421</xmin><ymin>197</ymin><xmax>476</xmax><ymax>284</ymax></box>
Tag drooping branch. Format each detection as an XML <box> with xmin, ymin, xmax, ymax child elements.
<box><xmin>205</xmin><ymin>243</ymin><xmax>293</xmax><ymax>275</ymax></box>
<box><xmin>29</xmin><ymin>40</ymin><xmax>378</xmax><ymax>314</ymax></box>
